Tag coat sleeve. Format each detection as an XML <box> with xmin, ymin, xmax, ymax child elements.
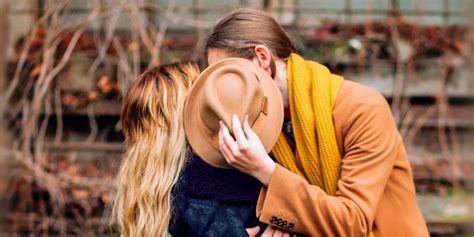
<box><xmin>256</xmin><ymin>92</ymin><xmax>401</xmax><ymax>236</ymax></box>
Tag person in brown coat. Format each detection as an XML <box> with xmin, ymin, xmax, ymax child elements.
<box><xmin>202</xmin><ymin>8</ymin><xmax>429</xmax><ymax>237</ymax></box>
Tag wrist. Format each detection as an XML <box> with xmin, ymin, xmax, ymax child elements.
<box><xmin>255</xmin><ymin>156</ymin><xmax>276</xmax><ymax>187</ymax></box>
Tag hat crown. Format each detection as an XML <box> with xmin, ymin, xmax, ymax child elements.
<box><xmin>199</xmin><ymin>64</ymin><xmax>264</xmax><ymax>133</ymax></box>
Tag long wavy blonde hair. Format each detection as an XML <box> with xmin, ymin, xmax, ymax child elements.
<box><xmin>113</xmin><ymin>62</ymin><xmax>200</xmax><ymax>236</ymax></box>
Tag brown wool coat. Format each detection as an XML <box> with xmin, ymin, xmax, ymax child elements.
<box><xmin>256</xmin><ymin>80</ymin><xmax>429</xmax><ymax>237</ymax></box>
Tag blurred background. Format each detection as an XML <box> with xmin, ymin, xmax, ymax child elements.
<box><xmin>0</xmin><ymin>0</ymin><xmax>472</xmax><ymax>236</ymax></box>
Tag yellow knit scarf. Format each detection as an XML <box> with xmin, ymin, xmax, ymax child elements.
<box><xmin>271</xmin><ymin>53</ymin><xmax>343</xmax><ymax>196</ymax></box>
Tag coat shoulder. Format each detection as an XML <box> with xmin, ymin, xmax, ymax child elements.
<box><xmin>335</xmin><ymin>80</ymin><xmax>388</xmax><ymax>109</ymax></box>
<box><xmin>332</xmin><ymin>80</ymin><xmax>398</xmax><ymax>155</ymax></box>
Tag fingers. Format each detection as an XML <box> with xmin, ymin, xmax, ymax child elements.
<box><xmin>220</xmin><ymin>121</ymin><xmax>239</xmax><ymax>155</ymax></box>
<box><xmin>273</xmin><ymin>229</ymin><xmax>285</xmax><ymax>237</ymax></box>
<box><xmin>260</xmin><ymin>225</ymin><xmax>293</xmax><ymax>237</ymax></box>
<box><xmin>232</xmin><ymin>115</ymin><xmax>248</xmax><ymax>145</ymax></box>
<box><xmin>261</xmin><ymin>225</ymin><xmax>276</xmax><ymax>237</ymax></box>
<box><xmin>243</xmin><ymin>115</ymin><xmax>257</xmax><ymax>139</ymax></box>
<box><xmin>219</xmin><ymin>122</ymin><xmax>235</xmax><ymax>161</ymax></box>
<box><xmin>245</xmin><ymin>226</ymin><xmax>260</xmax><ymax>237</ymax></box>
<box><xmin>219</xmin><ymin>137</ymin><xmax>234</xmax><ymax>162</ymax></box>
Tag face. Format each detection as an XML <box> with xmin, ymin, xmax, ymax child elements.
<box><xmin>207</xmin><ymin>48</ymin><xmax>271</xmax><ymax>76</ymax></box>
<box><xmin>207</xmin><ymin>49</ymin><xmax>232</xmax><ymax>65</ymax></box>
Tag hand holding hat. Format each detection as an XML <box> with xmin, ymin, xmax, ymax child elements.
<box><xmin>218</xmin><ymin>114</ymin><xmax>276</xmax><ymax>186</ymax></box>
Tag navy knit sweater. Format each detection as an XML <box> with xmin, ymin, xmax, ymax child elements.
<box><xmin>169</xmin><ymin>155</ymin><xmax>263</xmax><ymax>236</ymax></box>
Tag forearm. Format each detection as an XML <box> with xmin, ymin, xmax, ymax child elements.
<box><xmin>256</xmin><ymin>165</ymin><xmax>370</xmax><ymax>236</ymax></box>
<box><xmin>251</xmin><ymin>155</ymin><xmax>276</xmax><ymax>187</ymax></box>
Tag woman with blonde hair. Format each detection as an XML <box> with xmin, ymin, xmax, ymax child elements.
<box><xmin>113</xmin><ymin>62</ymin><xmax>264</xmax><ymax>236</ymax></box>
<box><xmin>113</xmin><ymin>62</ymin><xmax>198</xmax><ymax>236</ymax></box>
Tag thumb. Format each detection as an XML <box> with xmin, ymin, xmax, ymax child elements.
<box><xmin>246</xmin><ymin>226</ymin><xmax>260</xmax><ymax>236</ymax></box>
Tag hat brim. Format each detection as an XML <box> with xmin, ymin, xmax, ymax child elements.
<box><xmin>184</xmin><ymin>58</ymin><xmax>284</xmax><ymax>169</ymax></box>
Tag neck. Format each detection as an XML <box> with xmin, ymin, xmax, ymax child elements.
<box><xmin>274</xmin><ymin>59</ymin><xmax>289</xmax><ymax>109</ymax></box>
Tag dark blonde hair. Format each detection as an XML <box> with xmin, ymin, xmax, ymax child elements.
<box><xmin>205</xmin><ymin>8</ymin><xmax>296</xmax><ymax>61</ymax></box>
<box><xmin>114</xmin><ymin>62</ymin><xmax>200</xmax><ymax>236</ymax></box>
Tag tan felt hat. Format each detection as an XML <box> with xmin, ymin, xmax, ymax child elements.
<box><xmin>184</xmin><ymin>58</ymin><xmax>284</xmax><ymax>168</ymax></box>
